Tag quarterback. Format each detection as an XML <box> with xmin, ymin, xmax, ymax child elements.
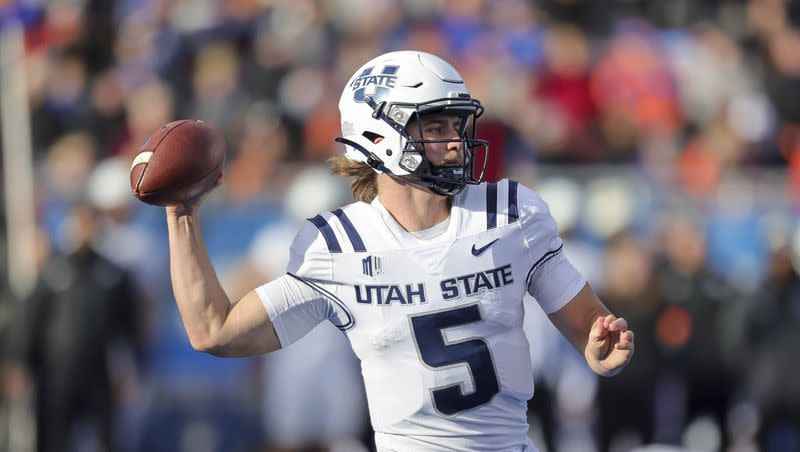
<box><xmin>166</xmin><ymin>51</ymin><xmax>634</xmax><ymax>451</ymax></box>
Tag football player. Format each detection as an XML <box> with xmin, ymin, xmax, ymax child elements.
<box><xmin>166</xmin><ymin>51</ymin><xmax>634</xmax><ymax>451</ymax></box>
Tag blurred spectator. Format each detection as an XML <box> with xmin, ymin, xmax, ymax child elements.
<box><xmin>753</xmin><ymin>2</ymin><xmax>800</xmax><ymax>124</ymax></box>
<box><xmin>591</xmin><ymin>20</ymin><xmax>682</xmax><ymax>161</ymax></box>
<box><xmin>37</xmin><ymin>131</ymin><xmax>97</xmax><ymax>252</ymax></box>
<box><xmin>595</xmin><ymin>232</ymin><xmax>660</xmax><ymax>452</ymax></box>
<box><xmin>1</xmin><ymin>203</ymin><xmax>146</xmax><ymax>452</ymax></box>
<box><xmin>85</xmin><ymin>156</ymin><xmax>167</xmax><ymax>331</ymax></box>
<box><xmin>87</xmin><ymin>70</ymin><xmax>128</xmax><ymax>155</ymax></box>
<box><xmin>740</xmin><ymin>243</ymin><xmax>800</xmax><ymax>451</ymax></box>
<box><xmin>118</xmin><ymin>79</ymin><xmax>176</xmax><ymax>159</ymax></box>
<box><xmin>186</xmin><ymin>41</ymin><xmax>249</xmax><ymax>134</ymax></box>
<box><xmin>534</xmin><ymin>24</ymin><xmax>598</xmax><ymax>162</ymax></box>
<box><xmin>29</xmin><ymin>51</ymin><xmax>90</xmax><ymax>155</ymax></box>
<box><xmin>650</xmin><ymin>211</ymin><xmax>736</xmax><ymax>447</ymax></box>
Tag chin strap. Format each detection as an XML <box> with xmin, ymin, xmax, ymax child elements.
<box><xmin>334</xmin><ymin>137</ymin><xmax>391</xmax><ymax>173</ymax></box>
<box><xmin>427</xmin><ymin>179</ymin><xmax>464</xmax><ymax>196</ymax></box>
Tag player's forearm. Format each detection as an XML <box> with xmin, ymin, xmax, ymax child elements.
<box><xmin>548</xmin><ymin>283</ymin><xmax>613</xmax><ymax>373</ymax></box>
<box><xmin>166</xmin><ymin>207</ymin><xmax>231</xmax><ymax>351</ymax></box>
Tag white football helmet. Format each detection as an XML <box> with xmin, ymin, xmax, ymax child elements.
<box><xmin>336</xmin><ymin>51</ymin><xmax>488</xmax><ymax>196</ymax></box>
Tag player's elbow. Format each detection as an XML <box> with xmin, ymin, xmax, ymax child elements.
<box><xmin>189</xmin><ymin>335</ymin><xmax>226</xmax><ymax>356</ymax></box>
<box><xmin>189</xmin><ymin>336</ymin><xmax>211</xmax><ymax>353</ymax></box>
<box><xmin>193</xmin><ymin>338</ymin><xmax>255</xmax><ymax>358</ymax></box>
<box><xmin>202</xmin><ymin>345</ymin><xmax>232</xmax><ymax>357</ymax></box>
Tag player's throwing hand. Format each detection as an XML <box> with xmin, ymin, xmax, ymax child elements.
<box><xmin>586</xmin><ymin>314</ymin><xmax>635</xmax><ymax>376</ymax></box>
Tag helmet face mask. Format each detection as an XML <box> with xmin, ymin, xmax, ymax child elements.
<box><xmin>336</xmin><ymin>51</ymin><xmax>489</xmax><ymax>196</ymax></box>
<box><xmin>401</xmin><ymin>101</ymin><xmax>487</xmax><ymax>195</ymax></box>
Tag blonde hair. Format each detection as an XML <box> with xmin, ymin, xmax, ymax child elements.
<box><xmin>329</xmin><ymin>155</ymin><xmax>378</xmax><ymax>203</ymax></box>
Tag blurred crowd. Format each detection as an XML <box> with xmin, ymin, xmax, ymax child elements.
<box><xmin>0</xmin><ymin>0</ymin><xmax>799</xmax><ymax>451</ymax></box>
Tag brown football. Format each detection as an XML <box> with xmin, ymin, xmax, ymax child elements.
<box><xmin>130</xmin><ymin>119</ymin><xmax>225</xmax><ymax>206</ymax></box>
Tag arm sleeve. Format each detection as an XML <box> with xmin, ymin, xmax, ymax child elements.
<box><xmin>254</xmin><ymin>221</ymin><xmax>353</xmax><ymax>348</ymax></box>
<box><xmin>517</xmin><ymin>183</ymin><xmax>586</xmax><ymax>314</ymax></box>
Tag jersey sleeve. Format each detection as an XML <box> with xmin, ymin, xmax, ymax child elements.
<box><xmin>255</xmin><ymin>220</ymin><xmax>353</xmax><ymax>348</ymax></box>
<box><xmin>517</xmin><ymin>183</ymin><xmax>586</xmax><ymax>314</ymax></box>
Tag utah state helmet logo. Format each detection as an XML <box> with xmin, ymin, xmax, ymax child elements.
<box><xmin>351</xmin><ymin>65</ymin><xmax>399</xmax><ymax>103</ymax></box>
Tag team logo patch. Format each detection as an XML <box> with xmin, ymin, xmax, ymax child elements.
<box><xmin>362</xmin><ymin>255</ymin><xmax>384</xmax><ymax>277</ymax></box>
<box><xmin>351</xmin><ymin>65</ymin><xmax>399</xmax><ymax>103</ymax></box>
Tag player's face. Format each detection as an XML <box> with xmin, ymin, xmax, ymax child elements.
<box><xmin>406</xmin><ymin>112</ymin><xmax>468</xmax><ymax>167</ymax></box>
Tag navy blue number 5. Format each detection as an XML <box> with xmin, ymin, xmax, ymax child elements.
<box><xmin>410</xmin><ymin>304</ymin><xmax>500</xmax><ymax>415</ymax></box>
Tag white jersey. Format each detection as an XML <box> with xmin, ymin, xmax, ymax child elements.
<box><xmin>256</xmin><ymin>179</ymin><xmax>586</xmax><ymax>451</ymax></box>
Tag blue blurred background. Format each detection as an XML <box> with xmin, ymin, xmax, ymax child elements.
<box><xmin>0</xmin><ymin>1</ymin><xmax>799</xmax><ymax>451</ymax></box>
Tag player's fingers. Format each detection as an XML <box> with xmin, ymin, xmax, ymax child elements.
<box><xmin>603</xmin><ymin>314</ymin><xmax>617</xmax><ymax>329</ymax></box>
<box><xmin>615</xmin><ymin>331</ymin><xmax>635</xmax><ymax>350</ymax></box>
<box><xmin>615</xmin><ymin>338</ymin><xmax>635</xmax><ymax>351</ymax></box>
<box><xmin>614</xmin><ymin>342</ymin><xmax>635</xmax><ymax>354</ymax></box>
<box><xmin>589</xmin><ymin>316</ymin><xmax>607</xmax><ymax>340</ymax></box>
<box><xmin>608</xmin><ymin>317</ymin><xmax>628</xmax><ymax>332</ymax></box>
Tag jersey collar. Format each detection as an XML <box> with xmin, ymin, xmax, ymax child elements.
<box><xmin>370</xmin><ymin>195</ymin><xmax>462</xmax><ymax>248</ymax></box>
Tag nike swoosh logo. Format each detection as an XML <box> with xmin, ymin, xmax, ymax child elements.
<box><xmin>471</xmin><ymin>239</ymin><xmax>499</xmax><ymax>256</ymax></box>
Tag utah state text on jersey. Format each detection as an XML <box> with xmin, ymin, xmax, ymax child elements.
<box><xmin>353</xmin><ymin>264</ymin><xmax>513</xmax><ymax>305</ymax></box>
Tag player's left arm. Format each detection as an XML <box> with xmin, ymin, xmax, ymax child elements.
<box><xmin>514</xmin><ymin>180</ymin><xmax>633</xmax><ymax>376</ymax></box>
<box><xmin>548</xmin><ymin>283</ymin><xmax>634</xmax><ymax>376</ymax></box>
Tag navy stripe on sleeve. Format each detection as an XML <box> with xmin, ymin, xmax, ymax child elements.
<box><xmin>486</xmin><ymin>182</ymin><xmax>497</xmax><ymax>230</ymax></box>
<box><xmin>308</xmin><ymin>215</ymin><xmax>342</xmax><ymax>253</ymax></box>
<box><xmin>332</xmin><ymin>209</ymin><xmax>366</xmax><ymax>252</ymax></box>
<box><xmin>508</xmin><ymin>180</ymin><xmax>519</xmax><ymax>223</ymax></box>
<box><xmin>525</xmin><ymin>244</ymin><xmax>564</xmax><ymax>288</ymax></box>
<box><xmin>287</xmin><ymin>273</ymin><xmax>355</xmax><ymax>331</ymax></box>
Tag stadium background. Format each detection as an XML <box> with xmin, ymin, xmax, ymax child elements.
<box><xmin>0</xmin><ymin>0</ymin><xmax>799</xmax><ymax>451</ymax></box>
